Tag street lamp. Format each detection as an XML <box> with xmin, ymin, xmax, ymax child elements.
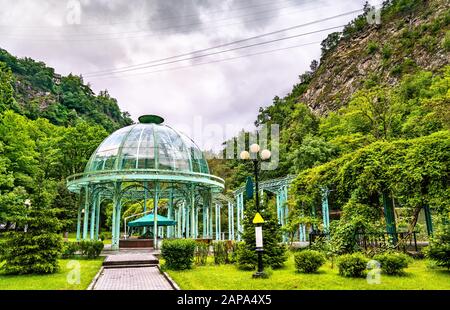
<box><xmin>240</xmin><ymin>143</ymin><xmax>271</xmax><ymax>278</ymax></box>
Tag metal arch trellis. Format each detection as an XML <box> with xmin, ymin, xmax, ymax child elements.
<box><xmin>231</xmin><ymin>175</ymin><xmax>333</xmax><ymax>243</ymax></box>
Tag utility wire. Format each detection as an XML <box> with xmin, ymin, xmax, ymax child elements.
<box><xmin>89</xmin><ymin>40</ymin><xmax>322</xmax><ymax>80</ymax></box>
<box><xmin>85</xmin><ymin>25</ymin><xmax>344</xmax><ymax>78</ymax></box>
<box><xmin>84</xmin><ymin>9</ymin><xmax>363</xmax><ymax>76</ymax></box>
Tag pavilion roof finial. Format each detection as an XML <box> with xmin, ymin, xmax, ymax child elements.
<box><xmin>138</xmin><ymin>115</ymin><xmax>164</xmax><ymax>124</ymax></box>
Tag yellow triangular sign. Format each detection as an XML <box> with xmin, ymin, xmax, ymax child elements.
<box><xmin>253</xmin><ymin>212</ymin><xmax>265</xmax><ymax>224</ymax></box>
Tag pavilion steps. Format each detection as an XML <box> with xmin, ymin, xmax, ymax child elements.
<box><xmin>102</xmin><ymin>251</ymin><xmax>160</xmax><ymax>267</ymax></box>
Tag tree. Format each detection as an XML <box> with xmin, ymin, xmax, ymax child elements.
<box><xmin>310</xmin><ymin>60</ymin><xmax>319</xmax><ymax>72</ymax></box>
<box><xmin>1</xmin><ymin>198</ymin><xmax>63</xmax><ymax>274</ymax></box>
<box><xmin>236</xmin><ymin>199</ymin><xmax>287</xmax><ymax>270</ymax></box>
<box><xmin>0</xmin><ymin>62</ymin><xmax>18</xmax><ymax>113</ymax></box>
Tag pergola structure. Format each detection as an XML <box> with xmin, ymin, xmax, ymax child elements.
<box><xmin>66</xmin><ymin>115</ymin><xmax>335</xmax><ymax>249</ymax></box>
<box><xmin>67</xmin><ymin>115</ymin><xmax>225</xmax><ymax>250</ymax></box>
<box><xmin>232</xmin><ymin>175</ymin><xmax>327</xmax><ymax>242</ymax></box>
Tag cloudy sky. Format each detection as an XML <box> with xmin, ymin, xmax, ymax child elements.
<box><xmin>0</xmin><ymin>0</ymin><xmax>376</xmax><ymax>151</ymax></box>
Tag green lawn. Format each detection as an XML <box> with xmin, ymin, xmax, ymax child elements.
<box><xmin>166</xmin><ymin>255</ymin><xmax>450</xmax><ymax>290</ymax></box>
<box><xmin>0</xmin><ymin>258</ymin><xmax>104</xmax><ymax>290</ymax></box>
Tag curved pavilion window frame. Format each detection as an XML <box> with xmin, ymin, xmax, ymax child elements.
<box><xmin>66</xmin><ymin>115</ymin><xmax>225</xmax><ymax>250</ymax></box>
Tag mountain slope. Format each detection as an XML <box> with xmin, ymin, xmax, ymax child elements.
<box><xmin>0</xmin><ymin>48</ymin><xmax>132</xmax><ymax>132</ymax></box>
<box><xmin>301</xmin><ymin>0</ymin><xmax>449</xmax><ymax>113</ymax></box>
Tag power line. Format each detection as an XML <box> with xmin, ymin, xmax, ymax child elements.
<box><xmin>85</xmin><ymin>25</ymin><xmax>344</xmax><ymax>78</ymax></box>
<box><xmin>84</xmin><ymin>9</ymin><xmax>363</xmax><ymax>76</ymax></box>
<box><xmin>88</xmin><ymin>40</ymin><xmax>322</xmax><ymax>80</ymax></box>
<box><xmin>0</xmin><ymin>0</ymin><xmax>321</xmax><ymax>40</ymax></box>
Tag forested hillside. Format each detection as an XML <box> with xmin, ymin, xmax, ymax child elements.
<box><xmin>210</xmin><ymin>0</ymin><xmax>449</xmax><ymax>238</ymax></box>
<box><xmin>0</xmin><ymin>48</ymin><xmax>133</xmax><ymax>231</ymax></box>
<box><xmin>0</xmin><ymin>48</ymin><xmax>132</xmax><ymax>132</ymax></box>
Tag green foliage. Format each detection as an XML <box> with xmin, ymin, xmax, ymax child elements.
<box><xmin>236</xmin><ymin>199</ymin><xmax>287</xmax><ymax>270</ymax></box>
<box><xmin>61</xmin><ymin>241</ymin><xmax>79</xmax><ymax>258</ymax></box>
<box><xmin>367</xmin><ymin>41</ymin><xmax>379</xmax><ymax>54</ymax></box>
<box><xmin>161</xmin><ymin>239</ymin><xmax>196</xmax><ymax>270</ymax></box>
<box><xmin>373</xmin><ymin>252</ymin><xmax>410</xmax><ymax>275</ymax></box>
<box><xmin>236</xmin><ymin>241</ymin><xmax>257</xmax><ymax>270</ymax></box>
<box><xmin>195</xmin><ymin>242</ymin><xmax>209</xmax><ymax>266</ymax></box>
<box><xmin>294</xmin><ymin>250</ymin><xmax>326</xmax><ymax>273</ymax></box>
<box><xmin>443</xmin><ymin>30</ymin><xmax>450</xmax><ymax>51</ymax></box>
<box><xmin>213</xmin><ymin>241</ymin><xmax>228</xmax><ymax>265</ymax></box>
<box><xmin>320</xmin><ymin>32</ymin><xmax>341</xmax><ymax>58</ymax></box>
<box><xmin>78</xmin><ymin>240</ymin><xmax>104</xmax><ymax>258</ymax></box>
<box><xmin>1</xmin><ymin>201</ymin><xmax>63</xmax><ymax>274</ymax></box>
<box><xmin>0</xmin><ymin>48</ymin><xmax>132</xmax><ymax>131</ymax></box>
<box><xmin>337</xmin><ymin>253</ymin><xmax>368</xmax><ymax>277</ymax></box>
<box><xmin>425</xmin><ymin>224</ymin><xmax>450</xmax><ymax>269</ymax></box>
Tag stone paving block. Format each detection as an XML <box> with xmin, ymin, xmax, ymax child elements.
<box><xmin>93</xmin><ymin>266</ymin><xmax>173</xmax><ymax>290</ymax></box>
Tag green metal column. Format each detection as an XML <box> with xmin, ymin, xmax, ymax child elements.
<box><xmin>202</xmin><ymin>194</ymin><xmax>207</xmax><ymax>237</ymax></box>
<box><xmin>143</xmin><ymin>181</ymin><xmax>148</xmax><ymax>234</ymax></box>
<box><xmin>219</xmin><ymin>204</ymin><xmax>222</xmax><ymax>240</ymax></box>
<box><xmin>321</xmin><ymin>187</ymin><xmax>330</xmax><ymax>233</ymax></box>
<box><xmin>95</xmin><ymin>194</ymin><xmax>101</xmax><ymax>240</ymax></box>
<box><xmin>424</xmin><ymin>205</ymin><xmax>433</xmax><ymax>236</ymax></box>
<box><xmin>209</xmin><ymin>201</ymin><xmax>213</xmax><ymax>238</ymax></box>
<box><xmin>382</xmin><ymin>191</ymin><xmax>398</xmax><ymax>244</ymax></box>
<box><xmin>190</xmin><ymin>185</ymin><xmax>195</xmax><ymax>238</ymax></box>
<box><xmin>284</xmin><ymin>186</ymin><xmax>289</xmax><ymax>225</ymax></box>
<box><xmin>76</xmin><ymin>198</ymin><xmax>82</xmax><ymax>241</ymax></box>
<box><xmin>228</xmin><ymin>202</ymin><xmax>231</xmax><ymax>240</ymax></box>
<box><xmin>111</xmin><ymin>182</ymin><xmax>121</xmax><ymax>250</ymax></box>
<box><xmin>231</xmin><ymin>202</ymin><xmax>235</xmax><ymax>240</ymax></box>
<box><xmin>153</xmin><ymin>182</ymin><xmax>159</xmax><ymax>249</ymax></box>
<box><xmin>276</xmin><ymin>192</ymin><xmax>281</xmax><ymax>225</ymax></box>
<box><xmin>186</xmin><ymin>204</ymin><xmax>190</xmax><ymax>238</ymax></box>
<box><xmin>82</xmin><ymin>186</ymin><xmax>89</xmax><ymax>240</ymax></box>
<box><xmin>168</xmin><ymin>187</ymin><xmax>174</xmax><ymax>238</ymax></box>
<box><xmin>235</xmin><ymin>194</ymin><xmax>240</xmax><ymax>241</ymax></box>
<box><xmin>181</xmin><ymin>201</ymin><xmax>185</xmax><ymax>238</ymax></box>
<box><xmin>90</xmin><ymin>194</ymin><xmax>96</xmax><ymax>240</ymax></box>
<box><xmin>215</xmin><ymin>204</ymin><xmax>218</xmax><ymax>240</ymax></box>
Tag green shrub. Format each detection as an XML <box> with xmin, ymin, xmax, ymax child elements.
<box><xmin>366</xmin><ymin>41</ymin><xmax>379</xmax><ymax>54</ymax></box>
<box><xmin>443</xmin><ymin>31</ymin><xmax>450</xmax><ymax>51</ymax></box>
<box><xmin>195</xmin><ymin>242</ymin><xmax>209</xmax><ymax>266</ymax></box>
<box><xmin>161</xmin><ymin>239</ymin><xmax>196</xmax><ymax>270</ymax></box>
<box><xmin>294</xmin><ymin>250</ymin><xmax>326</xmax><ymax>273</ymax></box>
<box><xmin>425</xmin><ymin>224</ymin><xmax>450</xmax><ymax>270</ymax></box>
<box><xmin>213</xmin><ymin>241</ymin><xmax>228</xmax><ymax>265</ymax></box>
<box><xmin>382</xmin><ymin>45</ymin><xmax>392</xmax><ymax>60</ymax></box>
<box><xmin>99</xmin><ymin>232</ymin><xmax>112</xmax><ymax>241</ymax></box>
<box><xmin>79</xmin><ymin>240</ymin><xmax>104</xmax><ymax>258</ymax></box>
<box><xmin>236</xmin><ymin>242</ymin><xmax>257</xmax><ymax>271</ymax></box>
<box><xmin>374</xmin><ymin>252</ymin><xmax>409</xmax><ymax>275</ymax></box>
<box><xmin>1</xmin><ymin>232</ymin><xmax>62</xmax><ymax>274</ymax></box>
<box><xmin>337</xmin><ymin>253</ymin><xmax>368</xmax><ymax>277</ymax></box>
<box><xmin>61</xmin><ymin>241</ymin><xmax>79</xmax><ymax>258</ymax></box>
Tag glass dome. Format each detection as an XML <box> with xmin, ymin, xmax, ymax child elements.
<box><xmin>85</xmin><ymin>122</ymin><xmax>210</xmax><ymax>174</ymax></box>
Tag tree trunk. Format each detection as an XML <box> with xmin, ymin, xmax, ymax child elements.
<box><xmin>408</xmin><ymin>206</ymin><xmax>422</xmax><ymax>234</ymax></box>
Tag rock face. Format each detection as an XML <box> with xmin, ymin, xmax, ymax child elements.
<box><xmin>300</xmin><ymin>0</ymin><xmax>449</xmax><ymax>114</ymax></box>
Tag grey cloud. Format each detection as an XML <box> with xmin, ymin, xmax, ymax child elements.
<box><xmin>0</xmin><ymin>0</ymin><xmax>367</xmax><ymax>150</ymax></box>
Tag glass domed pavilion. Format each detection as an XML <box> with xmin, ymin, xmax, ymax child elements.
<box><xmin>67</xmin><ymin>115</ymin><xmax>225</xmax><ymax>249</ymax></box>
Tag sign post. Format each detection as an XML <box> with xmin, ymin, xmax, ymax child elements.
<box><xmin>253</xmin><ymin>212</ymin><xmax>265</xmax><ymax>278</ymax></box>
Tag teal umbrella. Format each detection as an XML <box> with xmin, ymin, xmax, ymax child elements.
<box><xmin>128</xmin><ymin>213</ymin><xmax>177</xmax><ymax>227</ymax></box>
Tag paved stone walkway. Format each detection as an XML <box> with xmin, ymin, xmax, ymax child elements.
<box><xmin>93</xmin><ymin>266</ymin><xmax>173</xmax><ymax>290</ymax></box>
<box><xmin>90</xmin><ymin>248</ymin><xmax>175</xmax><ymax>290</ymax></box>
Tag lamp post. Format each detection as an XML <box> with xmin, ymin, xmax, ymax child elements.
<box><xmin>240</xmin><ymin>143</ymin><xmax>271</xmax><ymax>278</ymax></box>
